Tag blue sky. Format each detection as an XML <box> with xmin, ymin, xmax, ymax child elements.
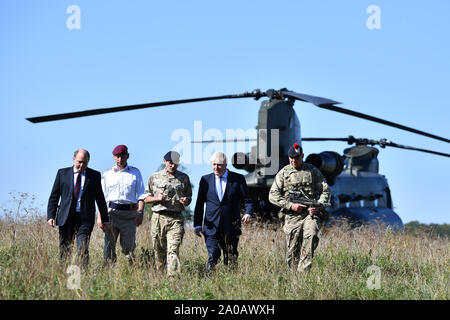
<box><xmin>1</xmin><ymin>0</ymin><xmax>449</xmax><ymax>224</ymax></box>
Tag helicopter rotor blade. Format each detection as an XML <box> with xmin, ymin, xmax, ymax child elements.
<box><xmin>301</xmin><ymin>136</ymin><xmax>450</xmax><ymax>158</ymax></box>
<box><xmin>301</xmin><ymin>137</ymin><xmax>349</xmax><ymax>142</ymax></box>
<box><xmin>26</xmin><ymin>88</ymin><xmax>331</xmax><ymax>123</ymax></box>
<box><xmin>317</xmin><ymin>104</ymin><xmax>449</xmax><ymax>143</ymax></box>
<box><xmin>379</xmin><ymin>140</ymin><xmax>450</xmax><ymax>158</ymax></box>
<box><xmin>191</xmin><ymin>138</ymin><xmax>257</xmax><ymax>144</ymax></box>
<box><xmin>282</xmin><ymin>90</ymin><xmax>449</xmax><ymax>144</ymax></box>
<box><xmin>26</xmin><ymin>92</ymin><xmax>255</xmax><ymax>123</ymax></box>
<box><xmin>281</xmin><ymin>90</ymin><xmax>341</xmax><ymax>106</ymax></box>
<box><xmin>25</xmin><ymin>87</ymin><xmax>450</xmax><ymax>144</ymax></box>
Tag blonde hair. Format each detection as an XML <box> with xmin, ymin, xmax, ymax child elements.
<box><xmin>210</xmin><ymin>152</ymin><xmax>227</xmax><ymax>164</ymax></box>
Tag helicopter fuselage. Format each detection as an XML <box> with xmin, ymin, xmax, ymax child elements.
<box><xmin>234</xmin><ymin>99</ymin><xmax>404</xmax><ymax>229</ymax></box>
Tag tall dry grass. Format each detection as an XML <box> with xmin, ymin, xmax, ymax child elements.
<box><xmin>0</xmin><ymin>208</ymin><xmax>448</xmax><ymax>300</ymax></box>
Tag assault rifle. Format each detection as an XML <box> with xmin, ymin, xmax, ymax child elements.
<box><xmin>288</xmin><ymin>190</ymin><xmax>329</xmax><ymax>221</ymax></box>
<box><xmin>288</xmin><ymin>190</ymin><xmax>325</xmax><ymax>209</ymax></box>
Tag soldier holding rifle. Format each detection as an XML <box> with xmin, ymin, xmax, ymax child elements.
<box><xmin>269</xmin><ymin>143</ymin><xmax>330</xmax><ymax>273</ymax></box>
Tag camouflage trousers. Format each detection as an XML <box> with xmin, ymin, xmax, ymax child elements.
<box><xmin>151</xmin><ymin>211</ymin><xmax>184</xmax><ymax>276</ymax></box>
<box><xmin>283</xmin><ymin>213</ymin><xmax>321</xmax><ymax>273</ymax></box>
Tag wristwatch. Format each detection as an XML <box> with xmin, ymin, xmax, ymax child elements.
<box><xmin>137</xmin><ymin>210</ymin><xmax>144</xmax><ymax>215</ymax></box>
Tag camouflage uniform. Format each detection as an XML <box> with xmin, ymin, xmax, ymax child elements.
<box><xmin>269</xmin><ymin>163</ymin><xmax>330</xmax><ymax>272</ymax></box>
<box><xmin>146</xmin><ymin>169</ymin><xmax>192</xmax><ymax>276</ymax></box>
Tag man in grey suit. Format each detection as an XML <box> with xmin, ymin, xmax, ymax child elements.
<box><xmin>47</xmin><ymin>149</ymin><xmax>109</xmax><ymax>268</ymax></box>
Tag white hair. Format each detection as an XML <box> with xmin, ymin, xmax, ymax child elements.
<box><xmin>210</xmin><ymin>152</ymin><xmax>227</xmax><ymax>164</ymax></box>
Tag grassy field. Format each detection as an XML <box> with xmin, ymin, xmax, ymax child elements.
<box><xmin>0</xmin><ymin>209</ymin><xmax>448</xmax><ymax>301</ymax></box>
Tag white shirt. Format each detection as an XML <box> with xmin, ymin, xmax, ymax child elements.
<box><xmin>73</xmin><ymin>168</ymin><xmax>86</xmax><ymax>212</ymax></box>
<box><xmin>102</xmin><ymin>165</ymin><xmax>145</xmax><ymax>204</ymax></box>
<box><xmin>215</xmin><ymin>169</ymin><xmax>228</xmax><ymax>201</ymax></box>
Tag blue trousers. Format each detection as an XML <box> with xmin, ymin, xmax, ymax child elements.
<box><xmin>204</xmin><ymin>228</ymin><xmax>239</xmax><ymax>271</ymax></box>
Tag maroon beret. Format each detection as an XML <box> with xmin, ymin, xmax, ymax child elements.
<box><xmin>112</xmin><ymin>145</ymin><xmax>128</xmax><ymax>156</ymax></box>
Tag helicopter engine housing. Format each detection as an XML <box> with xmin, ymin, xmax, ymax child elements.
<box><xmin>305</xmin><ymin>151</ymin><xmax>344</xmax><ymax>186</ymax></box>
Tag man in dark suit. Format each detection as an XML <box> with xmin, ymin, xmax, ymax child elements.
<box><xmin>194</xmin><ymin>152</ymin><xmax>254</xmax><ymax>273</ymax></box>
<box><xmin>47</xmin><ymin>149</ymin><xmax>109</xmax><ymax>268</ymax></box>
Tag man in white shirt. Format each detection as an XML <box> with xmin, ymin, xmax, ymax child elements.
<box><xmin>99</xmin><ymin>145</ymin><xmax>145</xmax><ymax>265</ymax></box>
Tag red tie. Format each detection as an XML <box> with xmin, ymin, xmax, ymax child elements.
<box><xmin>74</xmin><ymin>173</ymin><xmax>81</xmax><ymax>200</ymax></box>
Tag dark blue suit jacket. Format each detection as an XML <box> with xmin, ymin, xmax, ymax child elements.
<box><xmin>194</xmin><ymin>170</ymin><xmax>254</xmax><ymax>236</ymax></box>
<box><xmin>47</xmin><ymin>166</ymin><xmax>108</xmax><ymax>227</ymax></box>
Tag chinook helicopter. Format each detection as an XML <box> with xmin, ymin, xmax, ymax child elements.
<box><xmin>26</xmin><ymin>88</ymin><xmax>450</xmax><ymax>229</ymax></box>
